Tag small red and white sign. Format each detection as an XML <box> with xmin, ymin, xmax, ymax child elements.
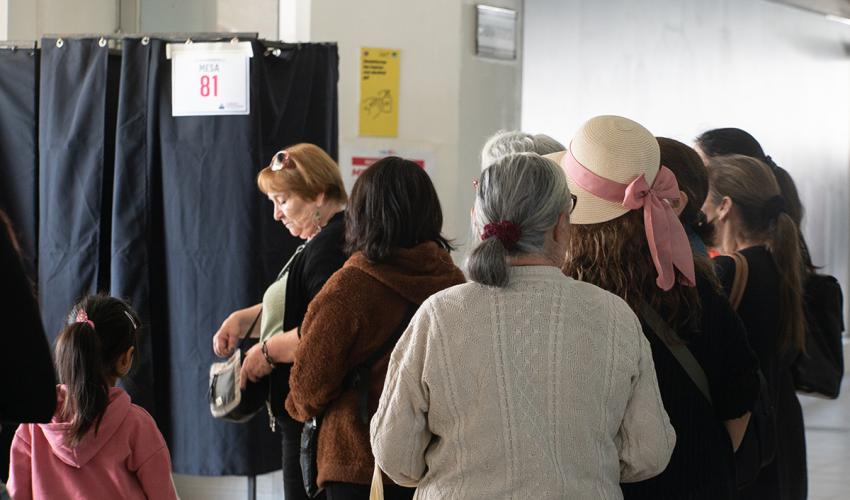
<box><xmin>341</xmin><ymin>148</ymin><xmax>433</xmax><ymax>191</ymax></box>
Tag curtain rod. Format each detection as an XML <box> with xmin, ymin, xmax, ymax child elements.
<box><xmin>0</xmin><ymin>40</ymin><xmax>38</xmax><ymax>50</ymax></box>
<box><xmin>41</xmin><ymin>32</ymin><xmax>259</xmax><ymax>43</ymax></box>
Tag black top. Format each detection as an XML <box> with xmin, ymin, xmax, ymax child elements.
<box><xmin>715</xmin><ymin>246</ymin><xmax>806</xmax><ymax>500</ymax></box>
<box><xmin>622</xmin><ymin>275</ymin><xmax>760</xmax><ymax>500</ymax></box>
<box><xmin>0</xmin><ymin>226</ymin><xmax>57</xmax><ymax>424</ymax></box>
<box><xmin>283</xmin><ymin>210</ymin><xmax>347</xmax><ymax>333</ymax></box>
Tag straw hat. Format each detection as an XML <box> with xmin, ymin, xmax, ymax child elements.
<box><xmin>545</xmin><ymin>115</ymin><xmax>660</xmax><ymax>225</ymax></box>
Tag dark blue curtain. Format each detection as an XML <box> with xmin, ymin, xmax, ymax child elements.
<box><xmin>0</xmin><ymin>37</ymin><xmax>339</xmax><ymax>477</ymax></box>
<box><xmin>0</xmin><ymin>48</ymin><xmax>39</xmax><ymax>279</ymax></box>
<box><xmin>37</xmin><ymin>38</ymin><xmax>122</xmax><ymax>340</ymax></box>
<box><xmin>107</xmin><ymin>38</ymin><xmax>339</xmax><ymax>475</ymax></box>
<box><xmin>0</xmin><ymin>45</ymin><xmax>41</xmax><ymax>483</ymax></box>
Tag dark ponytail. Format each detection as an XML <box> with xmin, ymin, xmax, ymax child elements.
<box><xmin>54</xmin><ymin>295</ymin><xmax>139</xmax><ymax>446</ymax></box>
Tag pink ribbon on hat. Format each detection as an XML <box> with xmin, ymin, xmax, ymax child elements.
<box><xmin>561</xmin><ymin>149</ymin><xmax>696</xmax><ymax>291</ymax></box>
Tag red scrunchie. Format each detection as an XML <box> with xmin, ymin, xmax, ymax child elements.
<box><xmin>481</xmin><ymin>221</ymin><xmax>521</xmax><ymax>250</ymax></box>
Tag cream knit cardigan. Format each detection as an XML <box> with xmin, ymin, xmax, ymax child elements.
<box><xmin>371</xmin><ymin>266</ymin><xmax>675</xmax><ymax>500</ymax></box>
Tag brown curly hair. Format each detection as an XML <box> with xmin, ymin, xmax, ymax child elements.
<box><xmin>563</xmin><ymin>210</ymin><xmax>713</xmax><ymax>341</ymax></box>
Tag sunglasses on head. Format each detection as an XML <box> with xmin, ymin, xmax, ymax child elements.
<box><xmin>270</xmin><ymin>150</ymin><xmax>295</xmax><ymax>171</ymax></box>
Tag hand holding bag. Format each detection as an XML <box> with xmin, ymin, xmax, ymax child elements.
<box><xmin>209</xmin><ymin>311</ymin><xmax>268</xmax><ymax>422</ymax></box>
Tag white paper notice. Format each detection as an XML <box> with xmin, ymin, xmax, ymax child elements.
<box><xmin>167</xmin><ymin>41</ymin><xmax>253</xmax><ymax>117</ymax></box>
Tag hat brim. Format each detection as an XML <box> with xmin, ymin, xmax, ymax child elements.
<box><xmin>545</xmin><ymin>151</ymin><xmax>630</xmax><ymax>225</ymax></box>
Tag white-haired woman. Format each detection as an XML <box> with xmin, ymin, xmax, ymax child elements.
<box><xmin>371</xmin><ymin>153</ymin><xmax>675</xmax><ymax>499</ymax></box>
<box><xmin>480</xmin><ymin>130</ymin><xmax>565</xmax><ymax>169</ymax></box>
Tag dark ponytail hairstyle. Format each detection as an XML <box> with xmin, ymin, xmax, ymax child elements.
<box><xmin>695</xmin><ymin>127</ymin><xmax>815</xmax><ymax>272</ymax></box>
<box><xmin>706</xmin><ymin>155</ymin><xmax>806</xmax><ymax>353</ymax></box>
<box><xmin>55</xmin><ymin>295</ymin><xmax>140</xmax><ymax>446</ymax></box>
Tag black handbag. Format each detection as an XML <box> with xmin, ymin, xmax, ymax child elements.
<box><xmin>208</xmin><ymin>311</ymin><xmax>268</xmax><ymax>422</ymax></box>
<box><xmin>300</xmin><ymin>303</ymin><xmax>418</xmax><ymax>498</ymax></box>
<box><xmin>793</xmin><ymin>273</ymin><xmax>845</xmax><ymax>398</ymax></box>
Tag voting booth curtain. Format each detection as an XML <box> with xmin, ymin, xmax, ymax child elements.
<box><xmin>0</xmin><ymin>37</ymin><xmax>339</xmax><ymax>476</ymax></box>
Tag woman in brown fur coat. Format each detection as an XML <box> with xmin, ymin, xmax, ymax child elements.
<box><xmin>286</xmin><ymin>157</ymin><xmax>465</xmax><ymax>500</ymax></box>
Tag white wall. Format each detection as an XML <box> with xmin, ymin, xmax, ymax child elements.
<box><xmin>0</xmin><ymin>0</ymin><xmax>8</xmax><ymax>40</ymax></box>
<box><xmin>459</xmin><ymin>0</ymin><xmax>524</xmax><ymax>249</ymax></box>
<box><xmin>523</xmin><ymin>0</ymin><xmax>850</xmax><ymax>301</ymax></box>
<box><xmin>5</xmin><ymin>0</ymin><xmax>117</xmax><ymax>39</ymax></box>
<box><xmin>310</xmin><ymin>0</ymin><xmax>523</xmax><ymax>255</ymax></box>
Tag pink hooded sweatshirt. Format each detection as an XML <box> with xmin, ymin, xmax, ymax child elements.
<box><xmin>7</xmin><ymin>386</ymin><xmax>178</xmax><ymax>500</ymax></box>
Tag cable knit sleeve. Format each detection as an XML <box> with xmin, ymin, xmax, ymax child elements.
<box><xmin>370</xmin><ymin>303</ymin><xmax>433</xmax><ymax>487</ymax></box>
<box><xmin>618</xmin><ymin>313</ymin><xmax>677</xmax><ymax>483</ymax></box>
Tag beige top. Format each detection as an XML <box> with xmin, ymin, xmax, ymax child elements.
<box><xmin>371</xmin><ymin>266</ymin><xmax>675</xmax><ymax>500</ymax></box>
<box><xmin>259</xmin><ymin>245</ymin><xmax>305</xmax><ymax>343</ymax></box>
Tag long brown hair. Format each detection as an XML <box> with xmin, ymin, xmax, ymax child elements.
<box><xmin>55</xmin><ymin>295</ymin><xmax>140</xmax><ymax>446</ymax></box>
<box><xmin>706</xmin><ymin>154</ymin><xmax>805</xmax><ymax>352</ymax></box>
<box><xmin>563</xmin><ymin>210</ymin><xmax>709</xmax><ymax>341</ymax></box>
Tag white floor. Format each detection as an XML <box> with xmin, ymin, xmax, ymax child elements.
<box><xmin>175</xmin><ymin>382</ymin><xmax>850</xmax><ymax>500</ymax></box>
<box><xmin>801</xmin><ymin>389</ymin><xmax>850</xmax><ymax>500</ymax></box>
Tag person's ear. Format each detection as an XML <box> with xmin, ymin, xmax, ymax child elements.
<box><xmin>314</xmin><ymin>192</ymin><xmax>326</xmax><ymax>208</ymax></box>
<box><xmin>117</xmin><ymin>346</ymin><xmax>135</xmax><ymax>377</ymax></box>
<box><xmin>672</xmin><ymin>190</ymin><xmax>689</xmax><ymax>217</ymax></box>
<box><xmin>717</xmin><ymin>196</ymin><xmax>733</xmax><ymax>221</ymax></box>
<box><xmin>552</xmin><ymin>211</ymin><xmax>570</xmax><ymax>244</ymax></box>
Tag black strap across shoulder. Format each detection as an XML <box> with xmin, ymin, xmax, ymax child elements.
<box><xmin>639</xmin><ymin>300</ymin><xmax>713</xmax><ymax>406</ymax></box>
<box><xmin>349</xmin><ymin>303</ymin><xmax>419</xmax><ymax>425</ymax></box>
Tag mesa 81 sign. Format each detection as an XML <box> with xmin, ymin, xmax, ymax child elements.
<box><xmin>167</xmin><ymin>41</ymin><xmax>253</xmax><ymax>117</ymax></box>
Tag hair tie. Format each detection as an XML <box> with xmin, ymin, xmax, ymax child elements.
<box><xmin>481</xmin><ymin>220</ymin><xmax>521</xmax><ymax>250</ymax></box>
<box><xmin>75</xmin><ymin>310</ymin><xmax>95</xmax><ymax>329</ymax></box>
<box><xmin>763</xmin><ymin>195</ymin><xmax>786</xmax><ymax>220</ymax></box>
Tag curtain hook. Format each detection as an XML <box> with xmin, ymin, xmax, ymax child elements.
<box><xmin>98</xmin><ymin>37</ymin><xmax>107</xmax><ymax>47</ymax></box>
<box><xmin>56</xmin><ymin>38</ymin><xmax>64</xmax><ymax>48</ymax></box>
<box><xmin>141</xmin><ymin>36</ymin><xmax>150</xmax><ymax>46</ymax></box>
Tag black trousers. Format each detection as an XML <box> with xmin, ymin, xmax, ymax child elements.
<box><xmin>277</xmin><ymin>413</ymin><xmax>325</xmax><ymax>500</ymax></box>
<box><xmin>324</xmin><ymin>482</ymin><xmax>415</xmax><ymax>500</ymax></box>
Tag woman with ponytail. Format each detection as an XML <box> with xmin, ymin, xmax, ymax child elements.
<box><xmin>703</xmin><ymin>154</ymin><xmax>807</xmax><ymax>500</ymax></box>
<box><xmin>695</xmin><ymin>127</ymin><xmax>815</xmax><ymax>272</ymax></box>
<box><xmin>371</xmin><ymin>153</ymin><xmax>675</xmax><ymax>499</ymax></box>
<box><xmin>8</xmin><ymin>295</ymin><xmax>177</xmax><ymax>500</ymax></box>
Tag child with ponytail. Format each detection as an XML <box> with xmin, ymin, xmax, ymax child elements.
<box><xmin>7</xmin><ymin>295</ymin><xmax>178</xmax><ymax>500</ymax></box>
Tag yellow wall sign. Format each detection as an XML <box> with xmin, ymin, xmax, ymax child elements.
<box><xmin>359</xmin><ymin>47</ymin><xmax>400</xmax><ymax>137</ymax></box>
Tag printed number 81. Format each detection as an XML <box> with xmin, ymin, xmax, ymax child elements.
<box><xmin>200</xmin><ymin>75</ymin><xmax>218</xmax><ymax>97</ymax></box>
